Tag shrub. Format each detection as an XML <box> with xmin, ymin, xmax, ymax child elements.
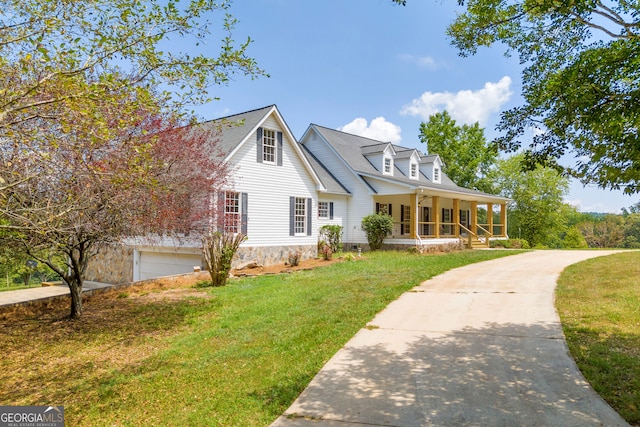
<box><xmin>202</xmin><ymin>231</ymin><xmax>247</xmax><ymax>287</ymax></box>
<box><xmin>319</xmin><ymin>224</ymin><xmax>343</xmax><ymax>252</ymax></box>
<box><xmin>563</xmin><ymin>226</ymin><xmax>589</xmax><ymax>249</ymax></box>
<box><xmin>361</xmin><ymin>213</ymin><xmax>393</xmax><ymax>250</ymax></box>
<box><xmin>321</xmin><ymin>245</ymin><xmax>333</xmax><ymax>260</ymax></box>
<box><xmin>343</xmin><ymin>252</ymin><xmax>356</xmax><ymax>261</ymax></box>
<box><xmin>288</xmin><ymin>251</ymin><xmax>301</xmax><ymax>267</ymax></box>
<box><xmin>490</xmin><ymin>238</ymin><xmax>530</xmax><ymax>249</ymax></box>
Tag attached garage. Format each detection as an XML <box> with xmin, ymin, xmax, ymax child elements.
<box><xmin>137</xmin><ymin>251</ymin><xmax>203</xmax><ymax>281</ymax></box>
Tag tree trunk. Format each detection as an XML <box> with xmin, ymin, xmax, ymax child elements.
<box><xmin>67</xmin><ymin>280</ymin><xmax>83</xmax><ymax>319</ymax></box>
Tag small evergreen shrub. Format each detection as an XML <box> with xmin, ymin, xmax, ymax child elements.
<box><xmin>361</xmin><ymin>213</ymin><xmax>393</xmax><ymax>250</ymax></box>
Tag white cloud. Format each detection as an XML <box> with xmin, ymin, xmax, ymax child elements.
<box><xmin>338</xmin><ymin>117</ymin><xmax>402</xmax><ymax>143</ymax></box>
<box><xmin>398</xmin><ymin>54</ymin><xmax>441</xmax><ymax>70</ymax></box>
<box><xmin>400</xmin><ymin>76</ymin><xmax>513</xmax><ymax>125</ymax></box>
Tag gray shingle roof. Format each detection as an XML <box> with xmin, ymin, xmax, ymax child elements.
<box><xmin>200</xmin><ymin>105</ymin><xmax>275</xmax><ymax>158</ymax></box>
<box><xmin>308</xmin><ymin>124</ymin><xmax>509</xmax><ymax>202</ymax></box>
<box><xmin>301</xmin><ymin>146</ymin><xmax>351</xmax><ymax>195</ymax></box>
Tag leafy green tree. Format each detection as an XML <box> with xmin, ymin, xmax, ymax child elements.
<box><xmin>563</xmin><ymin>226</ymin><xmax>589</xmax><ymax>249</ymax></box>
<box><xmin>361</xmin><ymin>213</ymin><xmax>393</xmax><ymax>250</ymax></box>
<box><xmin>0</xmin><ymin>0</ymin><xmax>262</xmax><ymax>134</ymax></box>
<box><xmin>442</xmin><ymin>0</ymin><xmax>640</xmax><ymax>194</ymax></box>
<box><xmin>418</xmin><ymin>111</ymin><xmax>497</xmax><ymax>192</ymax></box>
<box><xmin>495</xmin><ymin>154</ymin><xmax>570</xmax><ymax>247</ymax></box>
<box><xmin>0</xmin><ymin>0</ymin><xmax>261</xmax><ymax>318</ymax></box>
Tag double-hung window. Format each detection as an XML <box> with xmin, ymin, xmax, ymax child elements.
<box><xmin>318</xmin><ymin>201</ymin><xmax>334</xmax><ymax>220</ymax></box>
<box><xmin>294</xmin><ymin>197</ymin><xmax>306</xmax><ymax>234</ymax></box>
<box><xmin>257</xmin><ymin>127</ymin><xmax>283</xmax><ymax>166</ymax></box>
<box><xmin>223</xmin><ymin>191</ymin><xmax>240</xmax><ymax>233</ymax></box>
<box><xmin>262</xmin><ymin>129</ymin><xmax>276</xmax><ymax>164</ymax></box>
<box><xmin>290</xmin><ymin>196</ymin><xmax>312</xmax><ymax>236</ymax></box>
<box><xmin>220</xmin><ymin>191</ymin><xmax>248</xmax><ymax>235</ymax></box>
<box><xmin>318</xmin><ymin>201</ymin><xmax>329</xmax><ymax>219</ymax></box>
<box><xmin>384</xmin><ymin>157</ymin><xmax>392</xmax><ymax>174</ymax></box>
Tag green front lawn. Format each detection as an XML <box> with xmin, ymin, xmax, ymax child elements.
<box><xmin>556</xmin><ymin>251</ymin><xmax>640</xmax><ymax>425</ymax></box>
<box><xmin>0</xmin><ymin>249</ymin><xmax>519</xmax><ymax>426</ymax></box>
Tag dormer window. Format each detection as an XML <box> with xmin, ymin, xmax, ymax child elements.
<box><xmin>410</xmin><ymin>162</ymin><xmax>418</xmax><ymax>179</ymax></box>
<box><xmin>434</xmin><ymin>167</ymin><xmax>441</xmax><ymax>183</ymax></box>
<box><xmin>383</xmin><ymin>156</ymin><xmax>392</xmax><ymax>175</ymax></box>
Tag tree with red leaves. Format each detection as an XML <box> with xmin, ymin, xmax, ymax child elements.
<box><xmin>0</xmin><ymin>86</ymin><xmax>228</xmax><ymax>319</ymax></box>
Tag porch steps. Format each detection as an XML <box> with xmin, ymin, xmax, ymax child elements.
<box><xmin>469</xmin><ymin>238</ymin><xmax>490</xmax><ymax>249</ymax></box>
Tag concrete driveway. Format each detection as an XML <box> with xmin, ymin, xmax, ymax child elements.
<box><xmin>271</xmin><ymin>250</ymin><xmax>629</xmax><ymax>427</ymax></box>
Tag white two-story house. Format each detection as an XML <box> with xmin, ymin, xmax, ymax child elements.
<box><xmin>86</xmin><ymin>105</ymin><xmax>509</xmax><ymax>283</ymax></box>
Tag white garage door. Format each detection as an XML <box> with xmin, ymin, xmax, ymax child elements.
<box><xmin>139</xmin><ymin>251</ymin><xmax>203</xmax><ymax>281</ymax></box>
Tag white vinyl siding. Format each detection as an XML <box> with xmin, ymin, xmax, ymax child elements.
<box><xmin>302</xmin><ymin>131</ymin><xmax>381</xmax><ymax>245</ymax></box>
<box><xmin>228</xmin><ymin>113</ymin><xmax>316</xmax><ymax>247</ymax></box>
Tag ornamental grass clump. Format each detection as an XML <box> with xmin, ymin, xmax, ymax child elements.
<box><xmin>202</xmin><ymin>232</ymin><xmax>246</xmax><ymax>287</ymax></box>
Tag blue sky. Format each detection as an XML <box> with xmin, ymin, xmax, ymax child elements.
<box><xmin>193</xmin><ymin>0</ymin><xmax>637</xmax><ymax>213</ymax></box>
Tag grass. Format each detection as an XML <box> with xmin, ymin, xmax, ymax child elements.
<box><xmin>0</xmin><ymin>249</ymin><xmax>520</xmax><ymax>426</ymax></box>
<box><xmin>556</xmin><ymin>251</ymin><xmax>640</xmax><ymax>425</ymax></box>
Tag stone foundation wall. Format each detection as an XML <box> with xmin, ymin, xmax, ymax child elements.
<box><xmin>233</xmin><ymin>244</ymin><xmax>318</xmax><ymax>268</ymax></box>
<box><xmin>343</xmin><ymin>240</ymin><xmax>464</xmax><ymax>254</ymax></box>
<box><xmin>85</xmin><ymin>244</ymin><xmax>134</xmax><ymax>284</ymax></box>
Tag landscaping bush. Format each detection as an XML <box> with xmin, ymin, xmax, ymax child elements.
<box><xmin>319</xmin><ymin>224</ymin><xmax>343</xmax><ymax>252</ymax></box>
<box><xmin>490</xmin><ymin>238</ymin><xmax>530</xmax><ymax>249</ymax></box>
<box><xmin>361</xmin><ymin>213</ymin><xmax>393</xmax><ymax>250</ymax></box>
<box><xmin>202</xmin><ymin>232</ymin><xmax>246</xmax><ymax>287</ymax></box>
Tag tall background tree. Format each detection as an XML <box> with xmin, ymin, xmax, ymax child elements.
<box><xmin>444</xmin><ymin>0</ymin><xmax>640</xmax><ymax>194</ymax></box>
<box><xmin>0</xmin><ymin>0</ymin><xmax>261</xmax><ymax>318</ymax></box>
<box><xmin>418</xmin><ymin>110</ymin><xmax>497</xmax><ymax>192</ymax></box>
<box><xmin>494</xmin><ymin>154</ymin><xmax>571</xmax><ymax>247</ymax></box>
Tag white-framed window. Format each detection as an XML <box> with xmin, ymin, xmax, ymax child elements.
<box><xmin>383</xmin><ymin>156</ymin><xmax>392</xmax><ymax>175</ymax></box>
<box><xmin>290</xmin><ymin>197</ymin><xmax>311</xmax><ymax>236</ymax></box>
<box><xmin>318</xmin><ymin>201</ymin><xmax>329</xmax><ymax>219</ymax></box>
<box><xmin>434</xmin><ymin>167</ymin><xmax>441</xmax><ymax>183</ymax></box>
<box><xmin>294</xmin><ymin>197</ymin><xmax>306</xmax><ymax>235</ymax></box>
<box><xmin>410</xmin><ymin>162</ymin><xmax>418</xmax><ymax>179</ymax></box>
<box><xmin>262</xmin><ymin>129</ymin><xmax>276</xmax><ymax>164</ymax></box>
<box><xmin>223</xmin><ymin>191</ymin><xmax>241</xmax><ymax>233</ymax></box>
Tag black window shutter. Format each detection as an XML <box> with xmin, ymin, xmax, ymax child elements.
<box><xmin>401</xmin><ymin>205</ymin><xmax>405</xmax><ymax>234</ymax></box>
<box><xmin>256</xmin><ymin>128</ymin><xmax>263</xmax><ymax>163</ymax></box>
<box><xmin>306</xmin><ymin>198</ymin><xmax>312</xmax><ymax>236</ymax></box>
<box><xmin>376</xmin><ymin>203</ymin><xmax>380</xmax><ymax>214</ymax></box>
<box><xmin>241</xmin><ymin>193</ymin><xmax>248</xmax><ymax>235</ymax></box>
<box><xmin>329</xmin><ymin>202</ymin><xmax>334</xmax><ymax>220</ymax></box>
<box><xmin>388</xmin><ymin>204</ymin><xmax>392</xmax><ymax>217</ymax></box>
<box><xmin>289</xmin><ymin>196</ymin><xmax>295</xmax><ymax>236</ymax></box>
<box><xmin>277</xmin><ymin>131</ymin><xmax>283</xmax><ymax>166</ymax></box>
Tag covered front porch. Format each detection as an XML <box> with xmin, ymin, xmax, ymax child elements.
<box><xmin>374</xmin><ymin>191</ymin><xmax>509</xmax><ymax>248</ymax></box>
